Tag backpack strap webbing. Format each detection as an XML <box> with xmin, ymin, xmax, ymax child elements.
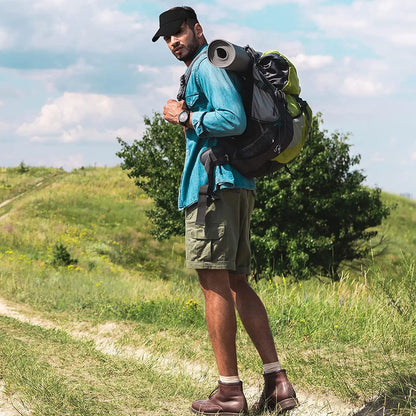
<box><xmin>195</xmin><ymin>147</ymin><xmax>227</xmax><ymax>225</ymax></box>
<box><xmin>177</xmin><ymin>49</ymin><xmax>207</xmax><ymax>101</ymax></box>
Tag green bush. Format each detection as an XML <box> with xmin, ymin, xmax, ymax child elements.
<box><xmin>51</xmin><ymin>243</ymin><xmax>78</xmax><ymax>267</ymax></box>
<box><xmin>117</xmin><ymin>113</ymin><xmax>185</xmax><ymax>240</ymax></box>
<box><xmin>251</xmin><ymin>114</ymin><xmax>390</xmax><ymax>280</ymax></box>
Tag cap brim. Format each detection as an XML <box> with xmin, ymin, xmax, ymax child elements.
<box><xmin>152</xmin><ymin>31</ymin><xmax>162</xmax><ymax>42</ymax></box>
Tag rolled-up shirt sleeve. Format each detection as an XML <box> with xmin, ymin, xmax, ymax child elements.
<box><xmin>190</xmin><ymin>61</ymin><xmax>247</xmax><ymax>138</ymax></box>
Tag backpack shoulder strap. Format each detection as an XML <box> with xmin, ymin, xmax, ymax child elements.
<box><xmin>195</xmin><ymin>147</ymin><xmax>228</xmax><ymax>225</ymax></box>
<box><xmin>177</xmin><ymin>49</ymin><xmax>207</xmax><ymax>101</ymax></box>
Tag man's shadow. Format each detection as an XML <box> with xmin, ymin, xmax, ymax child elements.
<box><xmin>352</xmin><ymin>373</ymin><xmax>416</xmax><ymax>415</ymax></box>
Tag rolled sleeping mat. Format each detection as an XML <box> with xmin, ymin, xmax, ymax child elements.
<box><xmin>207</xmin><ymin>39</ymin><xmax>251</xmax><ymax>72</ymax></box>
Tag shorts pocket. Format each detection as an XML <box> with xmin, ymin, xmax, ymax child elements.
<box><xmin>186</xmin><ymin>223</ymin><xmax>225</xmax><ymax>263</ymax></box>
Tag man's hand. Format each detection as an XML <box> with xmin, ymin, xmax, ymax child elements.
<box><xmin>163</xmin><ymin>99</ymin><xmax>187</xmax><ymax>125</ymax></box>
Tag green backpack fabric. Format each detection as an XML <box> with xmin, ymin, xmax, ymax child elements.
<box><xmin>262</xmin><ymin>49</ymin><xmax>312</xmax><ymax>166</ymax></box>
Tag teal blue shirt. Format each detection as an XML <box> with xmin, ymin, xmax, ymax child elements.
<box><xmin>178</xmin><ymin>45</ymin><xmax>256</xmax><ymax>210</ymax></box>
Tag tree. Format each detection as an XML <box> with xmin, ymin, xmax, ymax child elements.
<box><xmin>117</xmin><ymin>112</ymin><xmax>390</xmax><ymax>280</ymax></box>
<box><xmin>251</xmin><ymin>113</ymin><xmax>390</xmax><ymax>280</ymax></box>
<box><xmin>117</xmin><ymin>113</ymin><xmax>185</xmax><ymax>240</ymax></box>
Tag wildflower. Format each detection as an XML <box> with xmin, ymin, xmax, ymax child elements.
<box><xmin>184</xmin><ymin>299</ymin><xmax>199</xmax><ymax>310</ymax></box>
<box><xmin>5</xmin><ymin>250</ymin><xmax>13</xmax><ymax>254</ymax></box>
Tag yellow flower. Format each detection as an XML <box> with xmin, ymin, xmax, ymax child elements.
<box><xmin>185</xmin><ymin>299</ymin><xmax>199</xmax><ymax>309</ymax></box>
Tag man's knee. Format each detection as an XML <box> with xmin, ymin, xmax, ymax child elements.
<box><xmin>229</xmin><ymin>273</ymin><xmax>249</xmax><ymax>291</ymax></box>
<box><xmin>197</xmin><ymin>269</ymin><xmax>231</xmax><ymax>292</ymax></box>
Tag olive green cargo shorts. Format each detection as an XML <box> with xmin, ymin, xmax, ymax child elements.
<box><xmin>185</xmin><ymin>188</ymin><xmax>256</xmax><ymax>274</ymax></box>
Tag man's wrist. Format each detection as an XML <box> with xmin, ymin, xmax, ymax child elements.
<box><xmin>178</xmin><ymin>110</ymin><xmax>190</xmax><ymax>126</ymax></box>
<box><xmin>186</xmin><ymin>112</ymin><xmax>193</xmax><ymax>128</ymax></box>
<box><xmin>178</xmin><ymin>110</ymin><xmax>193</xmax><ymax>128</ymax></box>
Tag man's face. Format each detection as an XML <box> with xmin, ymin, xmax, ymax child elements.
<box><xmin>164</xmin><ymin>22</ymin><xmax>200</xmax><ymax>63</ymax></box>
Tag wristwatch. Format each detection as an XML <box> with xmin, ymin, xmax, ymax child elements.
<box><xmin>178</xmin><ymin>110</ymin><xmax>190</xmax><ymax>126</ymax></box>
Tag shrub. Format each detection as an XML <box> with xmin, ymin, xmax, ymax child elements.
<box><xmin>51</xmin><ymin>243</ymin><xmax>77</xmax><ymax>267</ymax></box>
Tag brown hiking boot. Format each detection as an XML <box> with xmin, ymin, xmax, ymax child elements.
<box><xmin>191</xmin><ymin>381</ymin><xmax>248</xmax><ymax>415</ymax></box>
<box><xmin>252</xmin><ymin>369</ymin><xmax>298</xmax><ymax>414</ymax></box>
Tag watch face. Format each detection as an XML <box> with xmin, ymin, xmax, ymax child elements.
<box><xmin>179</xmin><ymin>111</ymin><xmax>189</xmax><ymax>125</ymax></box>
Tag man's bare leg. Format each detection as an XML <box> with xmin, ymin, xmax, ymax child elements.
<box><xmin>229</xmin><ymin>273</ymin><xmax>298</xmax><ymax>412</ymax></box>
<box><xmin>229</xmin><ymin>273</ymin><xmax>279</xmax><ymax>364</ymax></box>
<box><xmin>198</xmin><ymin>269</ymin><xmax>238</xmax><ymax>377</ymax></box>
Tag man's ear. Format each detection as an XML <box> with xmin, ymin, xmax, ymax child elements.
<box><xmin>194</xmin><ymin>23</ymin><xmax>204</xmax><ymax>39</ymax></box>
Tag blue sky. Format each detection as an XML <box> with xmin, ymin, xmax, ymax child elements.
<box><xmin>1</xmin><ymin>0</ymin><xmax>415</xmax><ymax>198</ymax></box>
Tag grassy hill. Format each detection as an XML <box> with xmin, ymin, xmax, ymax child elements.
<box><xmin>0</xmin><ymin>166</ymin><xmax>415</xmax><ymax>415</ymax></box>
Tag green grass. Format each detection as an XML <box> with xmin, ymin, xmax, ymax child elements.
<box><xmin>0</xmin><ymin>165</ymin><xmax>65</xmax><ymax>209</ymax></box>
<box><xmin>0</xmin><ymin>316</ymin><xmax>199</xmax><ymax>416</ymax></box>
<box><xmin>0</xmin><ymin>165</ymin><xmax>415</xmax><ymax>415</ymax></box>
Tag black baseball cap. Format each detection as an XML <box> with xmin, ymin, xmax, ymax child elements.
<box><xmin>152</xmin><ymin>7</ymin><xmax>198</xmax><ymax>42</ymax></box>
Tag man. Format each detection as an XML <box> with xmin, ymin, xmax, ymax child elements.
<box><xmin>153</xmin><ymin>7</ymin><xmax>298</xmax><ymax>415</ymax></box>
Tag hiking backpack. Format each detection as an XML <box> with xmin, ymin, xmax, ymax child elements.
<box><xmin>178</xmin><ymin>43</ymin><xmax>312</xmax><ymax>224</ymax></box>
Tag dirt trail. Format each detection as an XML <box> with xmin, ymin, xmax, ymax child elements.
<box><xmin>0</xmin><ymin>180</ymin><xmax>46</xmax><ymax>222</ymax></box>
<box><xmin>0</xmin><ymin>297</ymin><xmax>360</xmax><ymax>416</ymax></box>
<box><xmin>0</xmin><ymin>184</ymin><xmax>37</xmax><ymax>210</ymax></box>
<box><xmin>0</xmin><ymin>188</ymin><xmax>29</xmax><ymax>223</ymax></box>
<box><xmin>0</xmin><ymin>196</ymin><xmax>19</xmax><ymax>222</ymax></box>
<box><xmin>0</xmin><ymin>381</ymin><xmax>23</xmax><ymax>416</ymax></box>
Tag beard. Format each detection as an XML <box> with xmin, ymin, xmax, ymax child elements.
<box><xmin>172</xmin><ymin>32</ymin><xmax>200</xmax><ymax>63</ymax></box>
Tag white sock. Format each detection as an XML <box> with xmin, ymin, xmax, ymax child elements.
<box><xmin>263</xmin><ymin>362</ymin><xmax>282</xmax><ymax>374</ymax></box>
<box><xmin>219</xmin><ymin>375</ymin><xmax>241</xmax><ymax>384</ymax></box>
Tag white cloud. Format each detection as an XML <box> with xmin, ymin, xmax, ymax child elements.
<box><xmin>391</xmin><ymin>32</ymin><xmax>416</xmax><ymax>47</ymax></box>
<box><xmin>137</xmin><ymin>65</ymin><xmax>160</xmax><ymax>74</ymax></box>
<box><xmin>50</xmin><ymin>153</ymin><xmax>86</xmax><ymax>171</ymax></box>
<box><xmin>290</xmin><ymin>54</ymin><xmax>333</xmax><ymax>70</ymax></box>
<box><xmin>17</xmin><ymin>92</ymin><xmax>139</xmax><ymax>143</ymax></box>
<box><xmin>0</xmin><ymin>121</ymin><xmax>8</xmax><ymax>132</ymax></box>
<box><xmin>371</xmin><ymin>153</ymin><xmax>386</xmax><ymax>163</ymax></box>
<box><xmin>214</xmin><ymin>0</ymin><xmax>308</xmax><ymax>12</ymax></box>
<box><xmin>1</xmin><ymin>0</ymin><xmax>146</xmax><ymax>54</ymax></box>
<box><xmin>310</xmin><ymin>0</ymin><xmax>416</xmax><ymax>55</ymax></box>
<box><xmin>1</xmin><ymin>0</ymin><xmax>415</xmax><ymax>196</ymax></box>
<box><xmin>150</xmin><ymin>65</ymin><xmax>186</xmax><ymax>99</ymax></box>
<box><xmin>0</xmin><ymin>28</ymin><xmax>13</xmax><ymax>49</ymax></box>
<box><xmin>13</xmin><ymin>60</ymin><xmax>95</xmax><ymax>94</ymax></box>
<box><xmin>205</xmin><ymin>23</ymin><xmax>305</xmax><ymax>57</ymax></box>
<box><xmin>299</xmin><ymin>53</ymin><xmax>395</xmax><ymax>98</ymax></box>
<box><xmin>206</xmin><ymin>23</ymin><xmax>262</xmax><ymax>49</ymax></box>
<box><xmin>341</xmin><ymin>77</ymin><xmax>383</xmax><ymax>97</ymax></box>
